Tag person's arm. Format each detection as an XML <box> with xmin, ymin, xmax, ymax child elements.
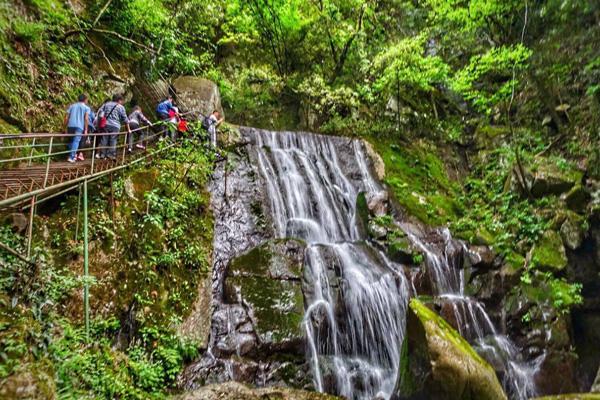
<box><xmin>141</xmin><ymin>112</ymin><xmax>151</xmax><ymax>126</ymax></box>
<box><xmin>216</xmin><ymin>117</ymin><xmax>224</xmax><ymax>127</ymax></box>
<box><xmin>84</xmin><ymin>111</ymin><xmax>89</xmax><ymax>135</ymax></box>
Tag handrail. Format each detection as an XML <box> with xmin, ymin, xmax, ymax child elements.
<box><xmin>0</xmin><ymin>111</ymin><xmax>195</xmax><ymax>139</ymax></box>
<box><xmin>0</xmin><ymin>108</ymin><xmax>202</xmax><ymax>208</ymax></box>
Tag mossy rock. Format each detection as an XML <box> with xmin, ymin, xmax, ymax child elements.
<box><xmin>562</xmin><ymin>185</ymin><xmax>590</xmax><ymax>212</ymax></box>
<box><xmin>397</xmin><ymin>298</ymin><xmax>507</xmax><ymax>400</ymax></box>
<box><xmin>530</xmin><ymin>158</ymin><xmax>583</xmax><ymax>198</ymax></box>
<box><xmin>559</xmin><ymin>211</ymin><xmax>586</xmax><ymax>250</ymax></box>
<box><xmin>474</xmin><ymin>125</ymin><xmax>510</xmax><ymax>149</ymax></box>
<box><xmin>388</xmin><ymin>236</ymin><xmax>421</xmax><ymax>265</ymax></box>
<box><xmin>224</xmin><ymin>239</ymin><xmax>306</xmax><ymax>351</ymax></box>
<box><xmin>530</xmin><ymin>230</ymin><xmax>568</xmax><ymax>271</ymax></box>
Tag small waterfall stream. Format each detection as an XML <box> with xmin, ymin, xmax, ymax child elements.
<box><xmin>408</xmin><ymin>228</ymin><xmax>541</xmax><ymax>399</ymax></box>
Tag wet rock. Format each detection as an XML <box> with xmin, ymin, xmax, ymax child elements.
<box><xmin>533</xmin><ymin>350</ymin><xmax>579</xmax><ymax>395</ymax></box>
<box><xmin>363</xmin><ymin>140</ymin><xmax>385</xmax><ymax>180</ymax></box>
<box><xmin>466</xmin><ymin>245</ymin><xmax>499</xmax><ymax>270</ymax></box>
<box><xmin>366</xmin><ymin>190</ymin><xmax>389</xmax><ymax>217</ymax></box>
<box><xmin>397</xmin><ymin>298</ymin><xmax>507</xmax><ymax>400</ymax></box>
<box><xmin>560</xmin><ymin>212</ymin><xmax>586</xmax><ymax>250</ymax></box>
<box><xmin>223</xmin><ymin>239</ymin><xmax>306</xmax><ymax>353</ymax></box>
<box><xmin>173</xmin><ymin>76</ymin><xmax>224</xmax><ymax>118</ymax></box>
<box><xmin>355</xmin><ymin>192</ymin><xmax>369</xmax><ymax>238</ymax></box>
<box><xmin>173</xmin><ymin>381</ymin><xmax>340</xmax><ymax>400</ymax></box>
<box><xmin>529</xmin><ymin>230</ymin><xmax>568</xmax><ymax>271</ymax></box>
<box><xmin>368</xmin><ymin>221</ymin><xmax>388</xmax><ymax>240</ymax></box>
<box><xmin>388</xmin><ymin>236</ymin><xmax>420</xmax><ymax>265</ymax></box>
<box><xmin>562</xmin><ymin>185</ymin><xmax>591</xmax><ymax>212</ymax></box>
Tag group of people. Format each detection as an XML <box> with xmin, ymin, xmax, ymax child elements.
<box><xmin>64</xmin><ymin>93</ymin><xmax>224</xmax><ymax>163</ymax></box>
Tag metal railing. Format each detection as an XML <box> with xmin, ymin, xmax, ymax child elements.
<box><xmin>0</xmin><ymin>112</ymin><xmax>195</xmax><ymax>208</ymax></box>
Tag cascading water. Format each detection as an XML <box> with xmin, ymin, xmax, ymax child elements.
<box><xmin>250</xmin><ymin>129</ymin><xmax>409</xmax><ymax>400</ymax></box>
<box><xmin>185</xmin><ymin>127</ymin><xmax>539</xmax><ymax>399</ymax></box>
<box><xmin>407</xmin><ymin>228</ymin><xmax>541</xmax><ymax>400</ymax></box>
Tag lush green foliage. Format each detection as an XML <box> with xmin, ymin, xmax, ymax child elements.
<box><xmin>0</xmin><ymin>139</ymin><xmax>213</xmax><ymax>398</ymax></box>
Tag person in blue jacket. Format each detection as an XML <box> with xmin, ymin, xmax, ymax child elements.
<box><xmin>156</xmin><ymin>96</ymin><xmax>175</xmax><ymax>121</ymax></box>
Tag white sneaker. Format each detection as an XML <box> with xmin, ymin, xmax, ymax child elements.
<box><xmin>95</xmin><ymin>153</ymin><xmax>101</xmax><ymax>159</ymax></box>
<box><xmin>67</xmin><ymin>158</ymin><xmax>76</xmax><ymax>163</ymax></box>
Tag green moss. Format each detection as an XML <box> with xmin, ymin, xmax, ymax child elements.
<box><xmin>530</xmin><ymin>230</ymin><xmax>568</xmax><ymax>271</ymax></box>
<box><xmin>410</xmin><ymin>299</ymin><xmax>491</xmax><ymax>367</ymax></box>
<box><xmin>370</xmin><ymin>139</ymin><xmax>462</xmax><ymax>225</ymax></box>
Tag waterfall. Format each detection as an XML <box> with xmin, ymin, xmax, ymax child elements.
<box><xmin>249</xmin><ymin>129</ymin><xmax>409</xmax><ymax>400</ymax></box>
<box><xmin>193</xmin><ymin>127</ymin><xmax>538</xmax><ymax>400</ymax></box>
<box><xmin>407</xmin><ymin>228</ymin><xmax>541</xmax><ymax>400</ymax></box>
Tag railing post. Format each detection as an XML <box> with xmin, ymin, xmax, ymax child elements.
<box><xmin>121</xmin><ymin>131</ymin><xmax>127</xmax><ymax>163</ymax></box>
<box><xmin>43</xmin><ymin>137</ymin><xmax>53</xmax><ymax>188</ymax></box>
<box><xmin>83</xmin><ymin>178</ymin><xmax>90</xmax><ymax>338</ymax></box>
<box><xmin>90</xmin><ymin>135</ymin><xmax>97</xmax><ymax>174</ymax></box>
<box><xmin>28</xmin><ymin>137</ymin><xmax>36</xmax><ymax>166</ymax></box>
<box><xmin>26</xmin><ymin>195</ymin><xmax>36</xmax><ymax>259</ymax></box>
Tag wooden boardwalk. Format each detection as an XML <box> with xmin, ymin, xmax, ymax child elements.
<box><xmin>0</xmin><ymin>148</ymin><xmax>157</xmax><ymax>209</ymax></box>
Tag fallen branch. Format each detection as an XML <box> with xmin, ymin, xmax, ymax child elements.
<box><xmin>64</xmin><ymin>28</ymin><xmax>156</xmax><ymax>53</ymax></box>
<box><xmin>0</xmin><ymin>241</ymin><xmax>36</xmax><ymax>266</ymax></box>
<box><xmin>85</xmin><ymin>35</ymin><xmax>116</xmax><ymax>74</ymax></box>
<box><xmin>93</xmin><ymin>0</ymin><xmax>115</xmax><ymax>27</ymax></box>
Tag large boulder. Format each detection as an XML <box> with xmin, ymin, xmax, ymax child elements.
<box><xmin>173</xmin><ymin>76</ymin><xmax>224</xmax><ymax>118</ymax></box>
<box><xmin>529</xmin><ymin>159</ymin><xmax>583</xmax><ymax>198</ymax></box>
<box><xmin>173</xmin><ymin>381</ymin><xmax>340</xmax><ymax>400</ymax></box>
<box><xmin>223</xmin><ymin>239</ymin><xmax>306</xmax><ymax>353</ymax></box>
<box><xmin>397</xmin><ymin>298</ymin><xmax>507</xmax><ymax>400</ymax></box>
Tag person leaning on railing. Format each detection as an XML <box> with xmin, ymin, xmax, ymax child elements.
<box><xmin>64</xmin><ymin>94</ymin><xmax>90</xmax><ymax>163</ymax></box>
<box><xmin>128</xmin><ymin>105</ymin><xmax>151</xmax><ymax>151</ymax></box>
<box><xmin>96</xmin><ymin>94</ymin><xmax>131</xmax><ymax>160</ymax></box>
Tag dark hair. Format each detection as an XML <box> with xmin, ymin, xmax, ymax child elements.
<box><xmin>213</xmin><ymin>110</ymin><xmax>219</xmax><ymax>114</ymax></box>
<box><xmin>112</xmin><ymin>94</ymin><xmax>124</xmax><ymax>102</ymax></box>
<box><xmin>78</xmin><ymin>94</ymin><xmax>88</xmax><ymax>102</ymax></box>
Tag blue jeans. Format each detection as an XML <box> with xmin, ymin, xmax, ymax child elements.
<box><xmin>99</xmin><ymin>125</ymin><xmax>120</xmax><ymax>158</ymax></box>
<box><xmin>67</xmin><ymin>127</ymin><xmax>83</xmax><ymax>160</ymax></box>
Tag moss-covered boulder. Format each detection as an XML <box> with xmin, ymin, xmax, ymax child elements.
<box><xmin>530</xmin><ymin>230</ymin><xmax>568</xmax><ymax>271</ymax></box>
<box><xmin>173</xmin><ymin>381</ymin><xmax>341</xmax><ymax>400</ymax></box>
<box><xmin>397</xmin><ymin>298</ymin><xmax>507</xmax><ymax>400</ymax></box>
<box><xmin>224</xmin><ymin>239</ymin><xmax>306</xmax><ymax>352</ymax></box>
<box><xmin>529</xmin><ymin>159</ymin><xmax>583</xmax><ymax>198</ymax></box>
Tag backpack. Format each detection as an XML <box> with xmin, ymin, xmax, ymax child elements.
<box><xmin>177</xmin><ymin>119</ymin><xmax>188</xmax><ymax>133</ymax></box>
<box><xmin>201</xmin><ymin>115</ymin><xmax>212</xmax><ymax>130</ymax></box>
<box><xmin>168</xmin><ymin>109</ymin><xmax>177</xmax><ymax>119</ymax></box>
<box><xmin>98</xmin><ymin>104</ymin><xmax>118</xmax><ymax>129</ymax></box>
